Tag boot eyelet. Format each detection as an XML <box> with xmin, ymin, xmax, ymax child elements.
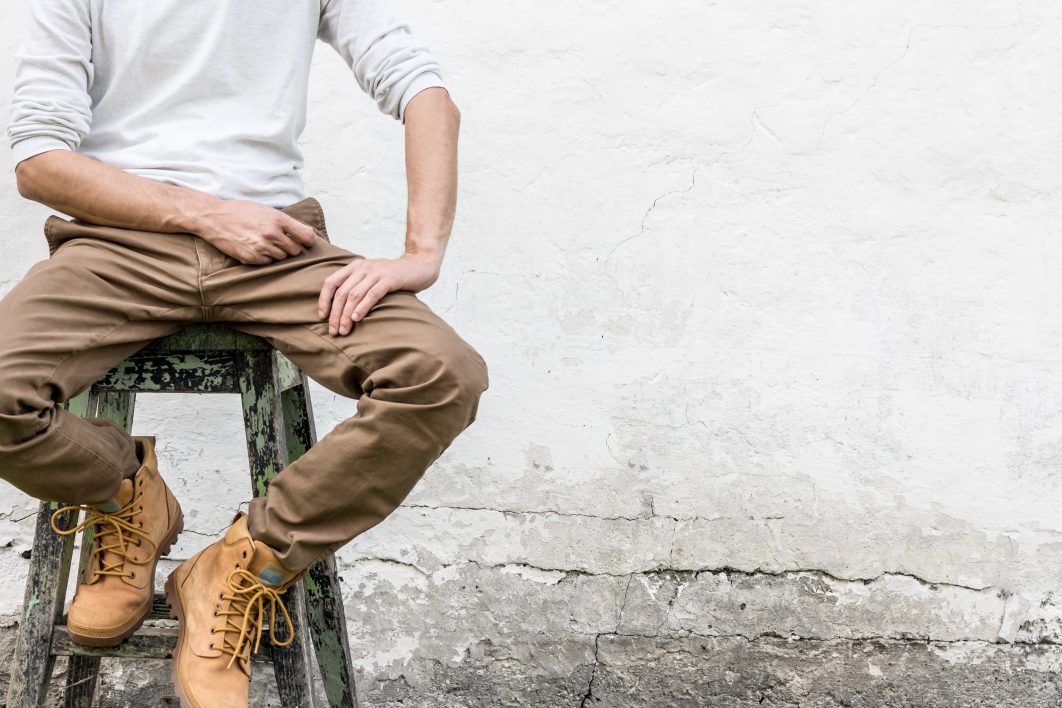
<box><xmin>209</xmin><ymin>643</ymin><xmax>215</xmax><ymax>651</ymax></box>
<box><xmin>129</xmin><ymin>572</ymin><xmax>136</xmax><ymax>579</ymax></box>
<box><xmin>242</xmin><ymin>551</ymin><xmax>248</xmax><ymax>558</ymax></box>
<box><xmin>219</xmin><ymin>592</ymin><xmax>224</xmax><ymax>600</ymax></box>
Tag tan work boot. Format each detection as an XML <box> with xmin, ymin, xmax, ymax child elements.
<box><xmin>165</xmin><ymin>511</ymin><xmax>300</xmax><ymax>708</ymax></box>
<box><xmin>50</xmin><ymin>436</ymin><xmax>184</xmax><ymax>647</ymax></box>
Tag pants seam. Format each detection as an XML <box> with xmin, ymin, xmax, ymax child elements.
<box><xmin>308</xmin><ymin>198</ymin><xmax>328</xmax><ymax>240</ymax></box>
<box><xmin>44</xmin><ymin>304</ymin><xmax>198</xmax><ymax>399</ymax></box>
<box><xmin>216</xmin><ymin>306</ymin><xmax>372</xmax><ymax>382</ymax></box>
<box><xmin>191</xmin><ymin>238</ymin><xmax>210</xmax><ymax>318</ymax></box>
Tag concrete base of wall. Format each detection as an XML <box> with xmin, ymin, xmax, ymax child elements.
<box><xmin>2</xmin><ymin>625</ymin><xmax>1057</xmax><ymax>707</ymax></box>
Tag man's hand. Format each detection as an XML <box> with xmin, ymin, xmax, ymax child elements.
<box><xmin>313</xmin><ymin>88</ymin><xmax>461</xmax><ymax>337</ymax></box>
<box><xmin>192</xmin><ymin>200</ymin><xmax>317</xmax><ymax>265</ymax></box>
<box><xmin>318</xmin><ymin>251</ymin><xmax>442</xmax><ymax>336</ymax></box>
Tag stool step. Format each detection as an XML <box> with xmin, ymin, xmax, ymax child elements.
<box><xmin>51</xmin><ymin>625</ymin><xmax>274</xmax><ymax>662</ymax></box>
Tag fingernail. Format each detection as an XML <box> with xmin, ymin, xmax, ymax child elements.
<box><xmin>329</xmin><ymin>327</ymin><xmax>336</xmax><ymax>335</ymax></box>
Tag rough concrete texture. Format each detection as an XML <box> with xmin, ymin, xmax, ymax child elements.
<box><xmin>2</xmin><ymin>0</ymin><xmax>1062</xmax><ymax>705</ymax></box>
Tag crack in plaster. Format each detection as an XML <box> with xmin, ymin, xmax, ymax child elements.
<box><xmin>582</xmin><ymin>631</ymin><xmax>1061</xmax><ymax>651</ymax></box>
<box><xmin>603</xmin><ymin>166</ymin><xmax>701</xmax><ymax>261</ymax></box>
<box><xmin>385</xmin><ymin>505</ymin><xmax>1004</xmax><ymax>591</ymax></box>
<box><xmin>579</xmin><ymin>632</ymin><xmax>601</xmax><ymax>708</ymax></box>
<box><xmin>344</xmin><ymin>557</ymin><xmax>993</xmax><ymax>594</ymax></box>
<box><xmin>401</xmin><ymin>501</ymin><xmax>771</xmax><ymax>524</ymax></box>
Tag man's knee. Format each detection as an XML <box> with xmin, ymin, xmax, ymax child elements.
<box><xmin>437</xmin><ymin>335</ymin><xmax>488</xmax><ymax>415</ymax></box>
<box><xmin>0</xmin><ymin>363</ymin><xmax>43</xmax><ymax>450</ymax></box>
<box><xmin>400</xmin><ymin>330</ymin><xmax>488</xmax><ymax>423</ymax></box>
<box><xmin>455</xmin><ymin>343</ymin><xmax>489</xmax><ymax>421</ymax></box>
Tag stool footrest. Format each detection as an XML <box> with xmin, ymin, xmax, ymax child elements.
<box><xmin>51</xmin><ymin>625</ymin><xmax>275</xmax><ymax>663</ymax></box>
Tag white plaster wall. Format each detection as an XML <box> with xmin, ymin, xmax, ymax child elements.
<box><xmin>1</xmin><ymin>0</ymin><xmax>1062</xmax><ymax>700</ymax></box>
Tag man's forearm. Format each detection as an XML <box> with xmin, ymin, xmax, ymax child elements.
<box><xmin>14</xmin><ymin>150</ymin><xmax>318</xmax><ymax>264</ymax></box>
<box><xmin>14</xmin><ymin>149</ymin><xmax>221</xmax><ymax>233</ymax></box>
<box><xmin>403</xmin><ymin>87</ymin><xmax>460</xmax><ymax>261</ymax></box>
<box><xmin>315</xmin><ymin>87</ymin><xmax>461</xmax><ymax>336</ymax></box>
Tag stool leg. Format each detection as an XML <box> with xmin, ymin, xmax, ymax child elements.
<box><xmin>7</xmin><ymin>391</ymin><xmax>97</xmax><ymax>708</ymax></box>
<box><xmin>63</xmin><ymin>391</ymin><xmax>136</xmax><ymax>708</ymax></box>
<box><xmin>282</xmin><ymin>377</ymin><xmax>359</xmax><ymax>708</ymax></box>
<box><xmin>237</xmin><ymin>351</ymin><xmax>318</xmax><ymax>708</ymax></box>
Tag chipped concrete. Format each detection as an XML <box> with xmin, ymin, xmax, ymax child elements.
<box><xmin>3</xmin><ymin>0</ymin><xmax>1062</xmax><ymax>705</ymax></box>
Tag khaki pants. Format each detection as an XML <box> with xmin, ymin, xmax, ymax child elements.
<box><xmin>0</xmin><ymin>197</ymin><xmax>488</xmax><ymax>571</ymax></box>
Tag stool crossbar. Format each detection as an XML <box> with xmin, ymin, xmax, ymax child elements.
<box><xmin>6</xmin><ymin>325</ymin><xmax>358</xmax><ymax>708</ymax></box>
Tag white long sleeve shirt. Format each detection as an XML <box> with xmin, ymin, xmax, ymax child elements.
<box><xmin>6</xmin><ymin>0</ymin><xmax>448</xmax><ymax>206</ymax></box>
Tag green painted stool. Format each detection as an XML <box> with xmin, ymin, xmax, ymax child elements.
<box><xmin>6</xmin><ymin>325</ymin><xmax>358</xmax><ymax>708</ymax></box>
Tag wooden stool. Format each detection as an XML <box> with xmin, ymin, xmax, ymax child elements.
<box><xmin>6</xmin><ymin>325</ymin><xmax>359</xmax><ymax>708</ymax></box>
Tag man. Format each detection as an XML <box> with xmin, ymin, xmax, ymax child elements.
<box><xmin>2</xmin><ymin>0</ymin><xmax>487</xmax><ymax>705</ymax></box>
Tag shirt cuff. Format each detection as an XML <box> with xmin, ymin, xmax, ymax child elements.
<box><xmin>11</xmin><ymin>136</ymin><xmax>73</xmax><ymax>168</ymax></box>
<box><xmin>398</xmin><ymin>71</ymin><xmax>449</xmax><ymax>124</ymax></box>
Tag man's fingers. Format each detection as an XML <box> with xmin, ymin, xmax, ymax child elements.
<box><xmin>271</xmin><ymin>231</ymin><xmax>304</xmax><ymax>257</ymax></box>
<box><xmin>282</xmin><ymin>216</ymin><xmax>317</xmax><ymax>247</ymax></box>
<box><xmin>260</xmin><ymin>242</ymin><xmax>288</xmax><ymax>261</ymax></box>
<box><xmin>352</xmin><ymin>282</ymin><xmax>389</xmax><ymax>322</ymax></box>
<box><xmin>338</xmin><ymin>276</ymin><xmax>380</xmax><ymax>335</ymax></box>
<box><xmin>318</xmin><ymin>279</ymin><xmax>340</xmax><ymax>319</ymax></box>
<box><xmin>318</xmin><ymin>264</ymin><xmax>355</xmax><ymax>318</ymax></box>
<box><xmin>329</xmin><ymin>272</ymin><xmax>368</xmax><ymax>335</ymax></box>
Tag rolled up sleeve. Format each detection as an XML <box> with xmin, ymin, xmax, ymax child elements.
<box><xmin>318</xmin><ymin>0</ymin><xmax>449</xmax><ymax>123</ymax></box>
<box><xmin>7</xmin><ymin>0</ymin><xmax>94</xmax><ymax>167</ymax></box>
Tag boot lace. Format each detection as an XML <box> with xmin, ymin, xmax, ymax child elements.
<box><xmin>50</xmin><ymin>496</ymin><xmax>155</xmax><ymax>579</ymax></box>
<box><xmin>210</xmin><ymin>568</ymin><xmax>295</xmax><ymax>673</ymax></box>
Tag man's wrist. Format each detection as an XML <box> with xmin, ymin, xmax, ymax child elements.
<box><xmin>402</xmin><ymin>244</ymin><xmax>445</xmax><ymax>269</ymax></box>
<box><xmin>404</xmin><ymin>228</ymin><xmax>448</xmax><ymax>257</ymax></box>
<box><xmin>164</xmin><ymin>191</ymin><xmax>224</xmax><ymax>236</ymax></box>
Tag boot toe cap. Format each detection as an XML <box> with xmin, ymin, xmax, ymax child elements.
<box><xmin>67</xmin><ymin>593</ymin><xmax>148</xmax><ymax>638</ymax></box>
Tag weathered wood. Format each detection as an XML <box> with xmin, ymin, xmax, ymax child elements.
<box><xmin>238</xmin><ymin>349</ymin><xmax>289</xmax><ymax>497</ymax></box>
<box><xmin>284</xmin><ymin>380</ymin><xmax>359</xmax><ymax>708</ymax></box>
<box><xmin>64</xmin><ymin>391</ymin><xmax>136</xmax><ymax>708</ymax></box>
<box><xmin>52</xmin><ymin>626</ymin><xmax>274</xmax><ymax>663</ymax></box>
<box><xmin>237</xmin><ymin>350</ymin><xmax>318</xmax><ymax>708</ymax></box>
<box><xmin>275</xmin><ymin>352</ymin><xmax>303</xmax><ymax>393</ymax></box>
<box><xmin>94</xmin><ymin>353</ymin><xmax>238</xmax><ymax>393</ymax></box>
<box><xmin>7</xmin><ymin>392</ymin><xmax>98</xmax><ymax>708</ymax></box>
<box><xmin>304</xmin><ymin>558</ymin><xmax>358</xmax><ymax>708</ymax></box>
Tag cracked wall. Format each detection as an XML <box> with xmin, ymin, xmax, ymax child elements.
<box><xmin>2</xmin><ymin>0</ymin><xmax>1062</xmax><ymax>705</ymax></box>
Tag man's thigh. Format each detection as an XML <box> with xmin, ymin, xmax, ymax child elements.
<box><xmin>0</xmin><ymin>222</ymin><xmax>204</xmax><ymax>425</ymax></box>
<box><xmin>203</xmin><ymin>238</ymin><xmax>485</xmax><ymax>398</ymax></box>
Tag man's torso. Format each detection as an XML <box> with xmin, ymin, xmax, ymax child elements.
<box><xmin>80</xmin><ymin>0</ymin><xmax>321</xmax><ymax>206</ymax></box>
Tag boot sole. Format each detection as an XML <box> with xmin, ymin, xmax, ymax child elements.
<box><xmin>164</xmin><ymin>568</ymin><xmax>195</xmax><ymax>708</ymax></box>
<box><xmin>67</xmin><ymin>507</ymin><xmax>185</xmax><ymax>648</ymax></box>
